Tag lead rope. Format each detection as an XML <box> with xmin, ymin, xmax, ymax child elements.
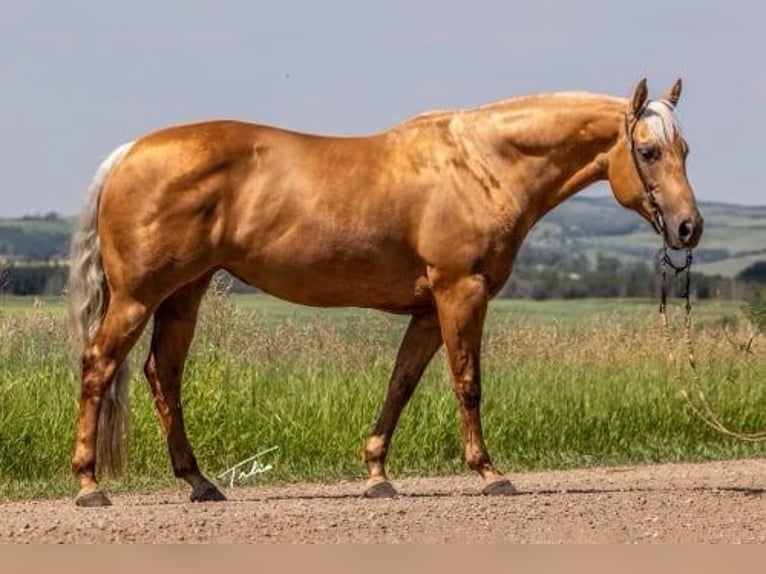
<box><xmin>658</xmin><ymin>248</ymin><xmax>766</xmax><ymax>441</ymax></box>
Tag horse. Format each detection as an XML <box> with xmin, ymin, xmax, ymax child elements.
<box><xmin>67</xmin><ymin>78</ymin><xmax>703</xmax><ymax>506</ymax></box>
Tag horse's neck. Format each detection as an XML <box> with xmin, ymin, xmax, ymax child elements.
<box><xmin>466</xmin><ymin>95</ymin><xmax>626</xmax><ymax>217</ymax></box>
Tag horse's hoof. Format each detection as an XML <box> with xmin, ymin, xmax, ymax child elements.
<box><xmin>364</xmin><ymin>480</ymin><xmax>398</xmax><ymax>499</ymax></box>
<box><xmin>482</xmin><ymin>479</ymin><xmax>518</xmax><ymax>496</ymax></box>
<box><xmin>190</xmin><ymin>482</ymin><xmax>227</xmax><ymax>502</ymax></box>
<box><xmin>75</xmin><ymin>490</ymin><xmax>112</xmax><ymax>507</ymax></box>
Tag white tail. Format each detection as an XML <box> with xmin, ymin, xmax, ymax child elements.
<box><xmin>67</xmin><ymin>141</ymin><xmax>135</xmax><ymax>477</ymax></box>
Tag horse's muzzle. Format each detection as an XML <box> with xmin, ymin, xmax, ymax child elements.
<box><xmin>670</xmin><ymin>211</ymin><xmax>704</xmax><ymax>249</ymax></box>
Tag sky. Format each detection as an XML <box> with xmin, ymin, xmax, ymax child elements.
<box><xmin>1</xmin><ymin>0</ymin><xmax>764</xmax><ymax>217</ymax></box>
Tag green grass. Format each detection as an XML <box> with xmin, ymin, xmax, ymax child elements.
<box><xmin>0</xmin><ymin>293</ymin><xmax>763</xmax><ymax>501</ymax></box>
<box><xmin>0</xmin><ymin>295</ymin><xmax>66</xmax><ymax>313</ymax></box>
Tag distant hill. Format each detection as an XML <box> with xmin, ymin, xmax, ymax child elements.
<box><xmin>1</xmin><ymin>197</ymin><xmax>765</xmax><ymax>278</ymax></box>
<box><xmin>0</xmin><ymin>213</ymin><xmax>73</xmax><ymax>261</ymax></box>
<box><xmin>530</xmin><ymin>197</ymin><xmax>766</xmax><ymax>278</ymax></box>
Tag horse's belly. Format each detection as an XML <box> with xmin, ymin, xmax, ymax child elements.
<box><xmin>226</xmin><ymin>252</ymin><xmax>432</xmax><ymax>313</ymax></box>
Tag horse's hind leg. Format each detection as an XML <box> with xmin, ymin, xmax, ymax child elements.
<box><xmin>363</xmin><ymin>313</ymin><xmax>443</xmax><ymax>498</ymax></box>
<box><xmin>142</xmin><ymin>272</ymin><xmax>225</xmax><ymax>502</ymax></box>
<box><xmin>73</xmin><ymin>296</ymin><xmax>152</xmax><ymax>507</ymax></box>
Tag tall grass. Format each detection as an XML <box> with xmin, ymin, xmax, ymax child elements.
<box><xmin>0</xmin><ymin>293</ymin><xmax>763</xmax><ymax>500</ymax></box>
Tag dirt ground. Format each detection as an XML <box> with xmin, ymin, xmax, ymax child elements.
<box><xmin>1</xmin><ymin>459</ymin><xmax>763</xmax><ymax>543</ymax></box>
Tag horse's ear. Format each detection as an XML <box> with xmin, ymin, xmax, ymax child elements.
<box><xmin>661</xmin><ymin>78</ymin><xmax>683</xmax><ymax>107</ymax></box>
<box><xmin>630</xmin><ymin>78</ymin><xmax>649</xmax><ymax>117</ymax></box>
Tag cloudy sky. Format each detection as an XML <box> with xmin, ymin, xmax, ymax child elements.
<box><xmin>1</xmin><ymin>1</ymin><xmax>763</xmax><ymax>216</ymax></box>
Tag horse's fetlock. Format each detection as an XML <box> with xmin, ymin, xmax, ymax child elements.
<box><xmin>364</xmin><ymin>435</ymin><xmax>388</xmax><ymax>462</ymax></box>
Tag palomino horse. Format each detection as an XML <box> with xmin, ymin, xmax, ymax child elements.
<box><xmin>68</xmin><ymin>79</ymin><xmax>702</xmax><ymax>506</ymax></box>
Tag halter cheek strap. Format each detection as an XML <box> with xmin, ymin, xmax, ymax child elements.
<box><xmin>624</xmin><ymin>106</ymin><xmax>666</xmax><ymax>238</ymax></box>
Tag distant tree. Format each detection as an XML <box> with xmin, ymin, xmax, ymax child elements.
<box><xmin>743</xmin><ymin>289</ymin><xmax>766</xmax><ymax>333</ymax></box>
<box><xmin>0</xmin><ymin>256</ymin><xmax>9</xmax><ymax>293</ymax></box>
<box><xmin>737</xmin><ymin>261</ymin><xmax>766</xmax><ymax>284</ymax></box>
<box><xmin>0</xmin><ymin>227</ymin><xmax>70</xmax><ymax>259</ymax></box>
<box><xmin>4</xmin><ymin>264</ymin><xmax>67</xmax><ymax>295</ymax></box>
<box><xmin>622</xmin><ymin>261</ymin><xmax>654</xmax><ymax>297</ymax></box>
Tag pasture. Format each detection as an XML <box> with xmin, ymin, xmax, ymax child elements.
<box><xmin>0</xmin><ymin>292</ymin><xmax>763</xmax><ymax>501</ymax></box>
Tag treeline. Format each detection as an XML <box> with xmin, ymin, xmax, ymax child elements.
<box><xmin>0</xmin><ymin>263</ymin><xmax>68</xmax><ymax>296</ymax></box>
<box><xmin>1</xmin><ymin>257</ymin><xmax>763</xmax><ymax>301</ymax></box>
<box><xmin>499</xmin><ymin>252</ymin><xmax>757</xmax><ymax>301</ymax></box>
<box><xmin>0</xmin><ymin>213</ymin><xmax>71</xmax><ymax>261</ymax></box>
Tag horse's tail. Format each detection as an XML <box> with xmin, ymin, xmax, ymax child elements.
<box><xmin>67</xmin><ymin>141</ymin><xmax>135</xmax><ymax>477</ymax></box>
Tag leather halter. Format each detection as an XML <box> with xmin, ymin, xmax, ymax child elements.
<box><xmin>625</xmin><ymin>101</ymin><xmax>693</xmax><ymax>272</ymax></box>
<box><xmin>623</xmin><ymin>102</ymin><xmax>667</xmax><ymax>239</ymax></box>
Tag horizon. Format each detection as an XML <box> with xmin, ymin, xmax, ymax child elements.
<box><xmin>5</xmin><ymin>194</ymin><xmax>765</xmax><ymax>221</ymax></box>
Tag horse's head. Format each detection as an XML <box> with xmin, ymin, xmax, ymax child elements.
<box><xmin>607</xmin><ymin>78</ymin><xmax>703</xmax><ymax>249</ymax></box>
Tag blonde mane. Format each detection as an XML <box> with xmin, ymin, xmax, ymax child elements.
<box><xmin>643</xmin><ymin>100</ymin><xmax>682</xmax><ymax>144</ymax></box>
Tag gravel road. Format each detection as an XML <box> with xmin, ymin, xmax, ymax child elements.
<box><xmin>1</xmin><ymin>459</ymin><xmax>763</xmax><ymax>543</ymax></box>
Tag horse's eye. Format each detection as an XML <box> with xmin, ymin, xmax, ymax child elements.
<box><xmin>638</xmin><ymin>146</ymin><xmax>660</xmax><ymax>163</ymax></box>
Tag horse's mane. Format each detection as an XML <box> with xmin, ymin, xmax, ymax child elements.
<box><xmin>399</xmin><ymin>91</ymin><xmax>627</xmax><ymax>128</ymax></box>
<box><xmin>642</xmin><ymin>100</ymin><xmax>682</xmax><ymax>144</ymax></box>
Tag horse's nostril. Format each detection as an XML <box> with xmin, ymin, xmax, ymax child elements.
<box><xmin>678</xmin><ymin>219</ymin><xmax>694</xmax><ymax>242</ymax></box>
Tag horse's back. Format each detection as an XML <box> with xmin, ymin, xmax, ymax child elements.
<box><xmin>95</xmin><ymin>119</ymin><xmax>434</xmax><ymax>311</ymax></box>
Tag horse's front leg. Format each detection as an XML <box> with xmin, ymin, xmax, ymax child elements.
<box><xmin>363</xmin><ymin>312</ymin><xmax>443</xmax><ymax>498</ymax></box>
<box><xmin>431</xmin><ymin>271</ymin><xmax>517</xmax><ymax>496</ymax></box>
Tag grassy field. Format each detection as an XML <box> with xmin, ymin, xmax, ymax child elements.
<box><xmin>0</xmin><ymin>292</ymin><xmax>764</xmax><ymax>501</ymax></box>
